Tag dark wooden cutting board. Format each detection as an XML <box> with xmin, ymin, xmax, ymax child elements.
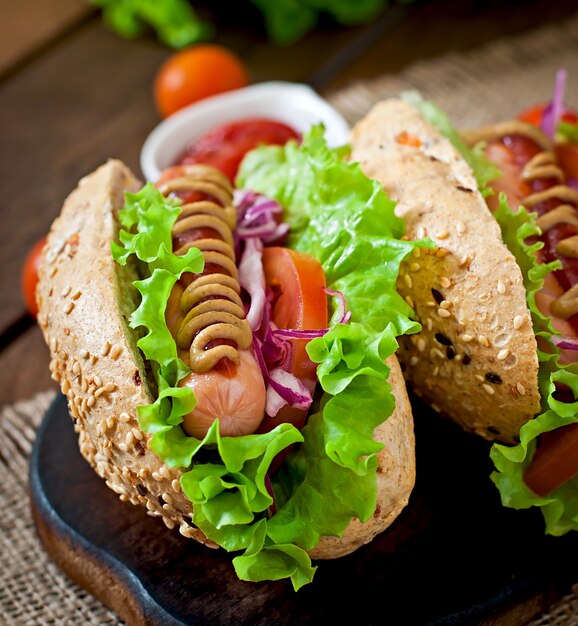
<box><xmin>29</xmin><ymin>392</ymin><xmax>578</xmax><ymax>625</ymax></box>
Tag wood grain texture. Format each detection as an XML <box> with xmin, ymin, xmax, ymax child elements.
<box><xmin>0</xmin><ymin>0</ymin><xmax>95</xmax><ymax>77</ymax></box>
<box><xmin>0</xmin><ymin>325</ymin><xmax>56</xmax><ymax>406</ymax></box>
<box><xmin>0</xmin><ymin>23</ymin><xmax>163</xmax><ymax>333</ymax></box>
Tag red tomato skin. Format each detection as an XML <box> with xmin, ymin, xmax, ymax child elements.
<box><xmin>262</xmin><ymin>247</ymin><xmax>327</xmax><ymax>381</ymax></box>
<box><xmin>517</xmin><ymin>103</ymin><xmax>578</xmax><ymax>126</ymax></box>
<box><xmin>524</xmin><ymin>422</ymin><xmax>578</xmax><ymax>497</ymax></box>
<box><xmin>176</xmin><ymin>118</ymin><xmax>301</xmax><ymax>182</ymax></box>
<box><xmin>517</xmin><ymin>103</ymin><xmax>549</xmax><ymax>126</ymax></box>
<box><xmin>154</xmin><ymin>45</ymin><xmax>250</xmax><ymax>118</ymax></box>
<box><xmin>22</xmin><ymin>236</ymin><xmax>47</xmax><ymax>319</ymax></box>
<box><xmin>258</xmin><ymin>247</ymin><xmax>327</xmax><ymax>434</ymax></box>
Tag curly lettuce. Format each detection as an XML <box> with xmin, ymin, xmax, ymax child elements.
<box><xmin>490</xmin><ymin>195</ymin><xmax>578</xmax><ymax>536</ymax></box>
<box><xmin>113</xmin><ymin>128</ymin><xmax>427</xmax><ymax>589</ymax></box>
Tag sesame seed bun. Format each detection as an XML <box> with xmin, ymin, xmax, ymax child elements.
<box><xmin>350</xmin><ymin>99</ymin><xmax>541</xmax><ymax>444</ymax></box>
<box><xmin>36</xmin><ymin>159</ymin><xmax>212</xmax><ymax>545</ymax></box>
<box><xmin>36</xmin><ymin>159</ymin><xmax>416</xmax><ymax>560</ymax></box>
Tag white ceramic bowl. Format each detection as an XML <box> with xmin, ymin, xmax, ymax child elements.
<box><xmin>140</xmin><ymin>81</ymin><xmax>351</xmax><ymax>182</ymax></box>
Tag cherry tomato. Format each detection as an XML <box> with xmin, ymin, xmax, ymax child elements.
<box><xmin>259</xmin><ymin>247</ymin><xmax>328</xmax><ymax>433</ymax></box>
<box><xmin>517</xmin><ymin>103</ymin><xmax>578</xmax><ymax>126</ymax></box>
<box><xmin>154</xmin><ymin>44</ymin><xmax>250</xmax><ymax>118</ymax></box>
<box><xmin>524</xmin><ymin>422</ymin><xmax>578</xmax><ymax>496</ymax></box>
<box><xmin>177</xmin><ymin>119</ymin><xmax>301</xmax><ymax>182</ymax></box>
<box><xmin>21</xmin><ymin>236</ymin><xmax>47</xmax><ymax>319</ymax></box>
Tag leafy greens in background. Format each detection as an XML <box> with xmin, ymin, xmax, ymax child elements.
<box><xmin>113</xmin><ymin>127</ymin><xmax>427</xmax><ymax>589</ymax></box>
<box><xmin>92</xmin><ymin>0</ymin><xmax>417</xmax><ymax>47</ymax></box>
<box><xmin>92</xmin><ymin>0</ymin><xmax>214</xmax><ymax>48</ymax></box>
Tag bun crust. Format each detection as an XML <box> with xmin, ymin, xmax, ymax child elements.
<box><xmin>36</xmin><ymin>159</ymin><xmax>416</xmax><ymax>560</ymax></box>
<box><xmin>351</xmin><ymin>99</ymin><xmax>540</xmax><ymax>443</ymax></box>
<box><xmin>37</xmin><ymin>160</ymin><xmax>212</xmax><ymax>545</ymax></box>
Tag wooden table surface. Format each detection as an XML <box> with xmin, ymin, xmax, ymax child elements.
<box><xmin>2</xmin><ymin>0</ymin><xmax>578</xmax><ymax>623</ymax></box>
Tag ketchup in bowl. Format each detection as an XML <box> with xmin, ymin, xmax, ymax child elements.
<box><xmin>175</xmin><ymin>118</ymin><xmax>301</xmax><ymax>182</ymax></box>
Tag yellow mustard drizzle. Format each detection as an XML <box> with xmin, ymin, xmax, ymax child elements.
<box><xmin>556</xmin><ymin>235</ymin><xmax>578</xmax><ymax>258</ymax></box>
<box><xmin>522</xmin><ymin>151</ymin><xmax>565</xmax><ymax>183</ymax></box>
<box><xmin>158</xmin><ymin>165</ymin><xmax>252</xmax><ymax>374</ymax></box>
<box><xmin>461</xmin><ymin>120</ymin><xmax>551</xmax><ymax>151</ymax></box>
<box><xmin>462</xmin><ymin>121</ymin><xmax>578</xmax><ymax>319</ymax></box>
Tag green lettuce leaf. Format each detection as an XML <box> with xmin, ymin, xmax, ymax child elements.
<box><xmin>92</xmin><ymin>0</ymin><xmax>213</xmax><ymax>48</ymax></box>
<box><xmin>234</xmin><ymin>127</ymin><xmax>430</xmax><ymax>567</ymax></box>
<box><xmin>95</xmin><ymin>0</ymin><xmax>419</xmax><ymax>48</ymax></box>
<box><xmin>114</xmin><ymin>129</ymin><xmax>424</xmax><ymax>589</ymax></box>
<box><xmin>250</xmin><ymin>0</ymin><xmax>386</xmax><ymax>45</ymax></box>
<box><xmin>490</xmin><ymin>195</ymin><xmax>578</xmax><ymax>535</ymax></box>
<box><xmin>401</xmin><ymin>90</ymin><xmax>501</xmax><ymax>196</ymax></box>
<box><xmin>558</xmin><ymin>121</ymin><xmax>578</xmax><ymax>143</ymax></box>
<box><xmin>238</xmin><ymin>125</ymin><xmax>430</xmax><ymax>336</ymax></box>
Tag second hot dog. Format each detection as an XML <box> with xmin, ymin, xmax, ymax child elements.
<box><xmin>350</xmin><ymin>90</ymin><xmax>578</xmax><ymax>537</ymax></box>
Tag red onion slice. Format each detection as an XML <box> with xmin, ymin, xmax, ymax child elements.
<box><xmin>542</xmin><ymin>68</ymin><xmax>567</xmax><ymax>139</ymax></box>
<box><xmin>324</xmin><ymin>287</ymin><xmax>351</xmax><ymax>324</ymax></box>
<box><xmin>234</xmin><ymin>189</ymin><xmax>288</xmax><ymax>244</ymax></box>
<box><xmin>266</xmin><ymin>367</ymin><xmax>313</xmax><ymax>416</ymax></box>
<box><xmin>266</xmin><ymin>385</ymin><xmax>288</xmax><ymax>418</ymax></box>
<box><xmin>551</xmin><ymin>334</ymin><xmax>578</xmax><ymax>351</ymax></box>
<box><xmin>238</xmin><ymin>237</ymin><xmax>266</xmax><ymax>331</ymax></box>
<box><xmin>274</xmin><ymin>328</ymin><xmax>328</xmax><ymax>340</ymax></box>
<box><xmin>252</xmin><ymin>335</ymin><xmax>269</xmax><ymax>382</ymax></box>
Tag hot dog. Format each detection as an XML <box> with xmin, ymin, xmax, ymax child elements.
<box><xmin>349</xmin><ymin>87</ymin><xmax>578</xmax><ymax>537</ymax></box>
<box><xmin>462</xmin><ymin>113</ymin><xmax>578</xmax><ymax>353</ymax></box>
<box><xmin>156</xmin><ymin>164</ymin><xmax>267</xmax><ymax>438</ymax></box>
<box><xmin>36</xmin><ymin>126</ymin><xmax>422</xmax><ymax>588</ymax></box>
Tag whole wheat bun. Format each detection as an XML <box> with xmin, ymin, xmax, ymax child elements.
<box><xmin>36</xmin><ymin>159</ymin><xmax>416</xmax><ymax>560</ymax></box>
<box><xmin>350</xmin><ymin>98</ymin><xmax>541</xmax><ymax>444</ymax></box>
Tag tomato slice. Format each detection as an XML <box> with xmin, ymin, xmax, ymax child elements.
<box><xmin>518</xmin><ymin>103</ymin><xmax>578</xmax><ymax>126</ymax></box>
<box><xmin>21</xmin><ymin>236</ymin><xmax>47</xmax><ymax>319</ymax></box>
<box><xmin>176</xmin><ymin>119</ymin><xmax>300</xmax><ymax>182</ymax></box>
<box><xmin>524</xmin><ymin>422</ymin><xmax>578</xmax><ymax>497</ymax></box>
<box><xmin>259</xmin><ymin>246</ymin><xmax>327</xmax><ymax>432</ymax></box>
<box><xmin>518</xmin><ymin>103</ymin><xmax>549</xmax><ymax>126</ymax></box>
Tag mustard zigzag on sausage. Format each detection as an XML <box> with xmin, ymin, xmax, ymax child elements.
<box><xmin>462</xmin><ymin>122</ymin><xmax>578</xmax><ymax>322</ymax></box>
<box><xmin>158</xmin><ymin>165</ymin><xmax>252</xmax><ymax>374</ymax></box>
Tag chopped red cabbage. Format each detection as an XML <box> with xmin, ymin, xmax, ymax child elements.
<box><xmin>551</xmin><ymin>334</ymin><xmax>578</xmax><ymax>351</ymax></box>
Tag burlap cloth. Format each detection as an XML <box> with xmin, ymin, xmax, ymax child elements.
<box><xmin>4</xmin><ymin>13</ymin><xmax>578</xmax><ymax>625</ymax></box>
